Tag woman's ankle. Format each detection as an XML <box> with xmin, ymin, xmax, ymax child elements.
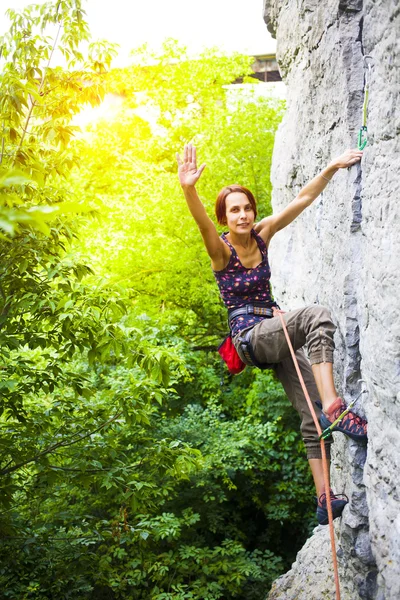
<box><xmin>322</xmin><ymin>397</ymin><xmax>342</xmax><ymax>415</ymax></box>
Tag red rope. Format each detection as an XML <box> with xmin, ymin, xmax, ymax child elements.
<box><xmin>273</xmin><ymin>308</ymin><xmax>341</xmax><ymax>600</ymax></box>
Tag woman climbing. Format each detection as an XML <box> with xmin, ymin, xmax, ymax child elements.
<box><xmin>176</xmin><ymin>143</ymin><xmax>368</xmax><ymax>525</ymax></box>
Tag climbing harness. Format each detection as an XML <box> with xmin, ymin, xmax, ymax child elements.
<box><xmin>236</xmin><ymin>327</ymin><xmax>273</xmax><ymax>370</ymax></box>
<box><xmin>218</xmin><ymin>303</ymin><xmax>275</xmax><ymax>373</ymax></box>
<box><xmin>273</xmin><ymin>308</ymin><xmax>341</xmax><ymax>600</ymax></box>
<box><xmin>228</xmin><ymin>303</ymin><xmax>274</xmax><ymax>327</ymax></box>
<box><xmin>319</xmin><ymin>382</ymin><xmax>368</xmax><ymax>440</ymax></box>
<box><xmin>229</xmin><ymin>303</ymin><xmax>276</xmax><ymax>369</ymax></box>
<box><xmin>357</xmin><ymin>56</ymin><xmax>373</xmax><ymax>150</ymax></box>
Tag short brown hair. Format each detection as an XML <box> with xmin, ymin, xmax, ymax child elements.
<box><xmin>215</xmin><ymin>184</ymin><xmax>257</xmax><ymax>225</ymax></box>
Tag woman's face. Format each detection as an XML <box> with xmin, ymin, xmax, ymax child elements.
<box><xmin>225</xmin><ymin>192</ymin><xmax>255</xmax><ymax>233</ymax></box>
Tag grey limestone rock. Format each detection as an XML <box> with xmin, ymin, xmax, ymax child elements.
<box><xmin>263</xmin><ymin>0</ymin><xmax>400</xmax><ymax>598</ymax></box>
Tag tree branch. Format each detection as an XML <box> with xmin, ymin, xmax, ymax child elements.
<box><xmin>14</xmin><ymin>23</ymin><xmax>62</xmax><ymax>158</ymax></box>
<box><xmin>0</xmin><ymin>410</ymin><xmax>123</xmax><ymax>477</ymax></box>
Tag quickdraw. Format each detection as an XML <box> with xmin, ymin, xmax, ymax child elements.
<box><xmin>357</xmin><ymin>56</ymin><xmax>373</xmax><ymax>150</ymax></box>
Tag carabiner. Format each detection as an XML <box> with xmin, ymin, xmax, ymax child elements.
<box><xmin>363</xmin><ymin>55</ymin><xmax>373</xmax><ymax>88</ymax></box>
<box><xmin>358</xmin><ymin>125</ymin><xmax>368</xmax><ymax>151</ymax></box>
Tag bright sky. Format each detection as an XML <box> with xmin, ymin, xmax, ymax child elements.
<box><xmin>3</xmin><ymin>0</ymin><xmax>276</xmax><ymax>64</ymax></box>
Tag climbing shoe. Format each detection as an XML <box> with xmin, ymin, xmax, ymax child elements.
<box><xmin>316</xmin><ymin>489</ymin><xmax>349</xmax><ymax>526</ymax></box>
<box><xmin>320</xmin><ymin>397</ymin><xmax>368</xmax><ymax>441</ymax></box>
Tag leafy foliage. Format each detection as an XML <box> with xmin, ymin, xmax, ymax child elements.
<box><xmin>71</xmin><ymin>42</ymin><xmax>285</xmax><ymax>344</ymax></box>
<box><xmin>0</xmin><ymin>4</ymin><xmax>315</xmax><ymax>599</ymax></box>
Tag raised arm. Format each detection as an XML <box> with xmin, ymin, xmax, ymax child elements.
<box><xmin>177</xmin><ymin>143</ymin><xmax>229</xmax><ymax>271</ymax></box>
<box><xmin>255</xmin><ymin>149</ymin><xmax>363</xmax><ymax>243</ymax></box>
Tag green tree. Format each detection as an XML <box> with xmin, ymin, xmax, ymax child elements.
<box><xmin>0</xmin><ymin>6</ymin><xmax>316</xmax><ymax>600</ymax></box>
<box><xmin>0</xmin><ymin>0</ymin><xmax>121</xmax><ymax>508</ymax></box>
<box><xmin>71</xmin><ymin>42</ymin><xmax>285</xmax><ymax>345</ymax></box>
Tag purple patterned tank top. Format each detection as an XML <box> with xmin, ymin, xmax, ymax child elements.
<box><xmin>213</xmin><ymin>229</ymin><xmax>277</xmax><ymax>336</ymax></box>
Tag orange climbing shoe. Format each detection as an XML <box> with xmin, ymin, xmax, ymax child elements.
<box><xmin>320</xmin><ymin>397</ymin><xmax>368</xmax><ymax>441</ymax></box>
<box><xmin>316</xmin><ymin>489</ymin><xmax>349</xmax><ymax>525</ymax></box>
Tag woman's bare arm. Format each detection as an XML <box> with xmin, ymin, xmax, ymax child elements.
<box><xmin>255</xmin><ymin>149</ymin><xmax>363</xmax><ymax>243</ymax></box>
<box><xmin>177</xmin><ymin>143</ymin><xmax>230</xmax><ymax>270</ymax></box>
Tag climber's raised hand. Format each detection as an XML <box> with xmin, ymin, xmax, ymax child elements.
<box><xmin>330</xmin><ymin>148</ymin><xmax>363</xmax><ymax>170</ymax></box>
<box><xmin>176</xmin><ymin>143</ymin><xmax>206</xmax><ymax>188</ymax></box>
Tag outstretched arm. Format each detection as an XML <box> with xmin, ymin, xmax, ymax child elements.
<box><xmin>177</xmin><ymin>143</ymin><xmax>229</xmax><ymax>270</ymax></box>
<box><xmin>255</xmin><ymin>149</ymin><xmax>363</xmax><ymax>243</ymax></box>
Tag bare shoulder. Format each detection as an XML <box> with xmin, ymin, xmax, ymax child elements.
<box><xmin>210</xmin><ymin>235</ymin><xmax>231</xmax><ymax>272</ymax></box>
<box><xmin>198</xmin><ymin>220</ymin><xmax>230</xmax><ymax>267</ymax></box>
<box><xmin>253</xmin><ymin>215</ymin><xmax>276</xmax><ymax>246</ymax></box>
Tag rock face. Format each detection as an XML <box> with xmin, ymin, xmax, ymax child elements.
<box><xmin>263</xmin><ymin>0</ymin><xmax>400</xmax><ymax>598</ymax></box>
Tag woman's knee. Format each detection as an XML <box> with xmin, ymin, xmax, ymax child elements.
<box><xmin>304</xmin><ymin>305</ymin><xmax>336</xmax><ymax>363</ymax></box>
<box><xmin>305</xmin><ymin>305</ymin><xmax>335</xmax><ymax>328</ymax></box>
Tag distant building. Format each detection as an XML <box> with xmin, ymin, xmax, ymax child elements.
<box><xmin>233</xmin><ymin>54</ymin><xmax>282</xmax><ymax>84</ymax></box>
<box><xmin>252</xmin><ymin>54</ymin><xmax>282</xmax><ymax>82</ymax></box>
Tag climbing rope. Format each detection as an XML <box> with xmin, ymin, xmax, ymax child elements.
<box><xmin>357</xmin><ymin>56</ymin><xmax>373</xmax><ymax>151</ymax></box>
<box><xmin>273</xmin><ymin>308</ymin><xmax>341</xmax><ymax>600</ymax></box>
